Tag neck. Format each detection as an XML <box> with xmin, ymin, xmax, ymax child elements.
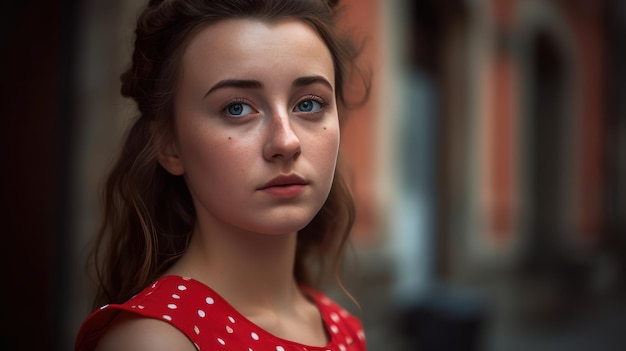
<box><xmin>168</xmin><ymin>222</ymin><xmax>302</xmax><ymax>315</ymax></box>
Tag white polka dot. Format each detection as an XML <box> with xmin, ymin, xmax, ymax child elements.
<box><xmin>226</xmin><ymin>325</ymin><xmax>234</xmax><ymax>334</ymax></box>
<box><xmin>138</xmin><ymin>305</ymin><xmax>145</xmax><ymax>309</ymax></box>
<box><xmin>357</xmin><ymin>330</ymin><xmax>366</xmax><ymax>340</ymax></box>
<box><xmin>194</xmin><ymin>342</ymin><xmax>200</xmax><ymax>350</ymax></box>
<box><xmin>249</xmin><ymin>349</ymin><xmax>254</xmax><ymax>351</ymax></box>
<box><xmin>330</xmin><ymin>325</ymin><xmax>339</xmax><ymax>334</ymax></box>
<box><xmin>217</xmin><ymin>338</ymin><xmax>225</xmax><ymax>345</ymax></box>
<box><xmin>276</xmin><ymin>347</ymin><xmax>285</xmax><ymax>351</ymax></box>
<box><xmin>178</xmin><ymin>285</ymin><xmax>187</xmax><ymax>291</ymax></box>
<box><xmin>183</xmin><ymin>276</ymin><xmax>191</xmax><ymax>281</ymax></box>
<box><xmin>130</xmin><ymin>305</ymin><xmax>136</xmax><ymax>309</ymax></box>
<box><xmin>162</xmin><ymin>315</ymin><xmax>172</xmax><ymax>321</ymax></box>
<box><xmin>330</xmin><ymin>312</ymin><xmax>340</xmax><ymax>323</ymax></box>
<box><xmin>172</xmin><ymin>294</ymin><xmax>180</xmax><ymax>299</ymax></box>
<box><xmin>151</xmin><ymin>282</ymin><xmax>157</xmax><ymax>288</ymax></box>
<box><xmin>339</xmin><ymin>344</ymin><xmax>346</xmax><ymax>351</ymax></box>
<box><xmin>206</xmin><ymin>297</ymin><xmax>214</xmax><ymax>304</ymax></box>
<box><xmin>194</xmin><ymin>325</ymin><xmax>200</xmax><ymax>335</ymax></box>
<box><xmin>198</xmin><ymin>309</ymin><xmax>206</xmax><ymax>318</ymax></box>
<box><xmin>346</xmin><ymin>336</ymin><xmax>353</xmax><ymax>345</ymax></box>
<box><xmin>228</xmin><ymin>316</ymin><xmax>235</xmax><ymax>323</ymax></box>
<box><xmin>251</xmin><ymin>332</ymin><xmax>259</xmax><ymax>340</ymax></box>
<box><xmin>167</xmin><ymin>303</ymin><xmax>177</xmax><ymax>309</ymax></box>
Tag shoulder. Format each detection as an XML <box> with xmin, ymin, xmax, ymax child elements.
<box><xmin>95</xmin><ymin>312</ymin><xmax>196</xmax><ymax>351</ymax></box>
<box><xmin>76</xmin><ymin>276</ymin><xmax>205</xmax><ymax>351</ymax></box>
<box><xmin>304</xmin><ymin>288</ymin><xmax>367</xmax><ymax>346</ymax></box>
<box><xmin>306</xmin><ymin>288</ymin><xmax>359</xmax><ymax>322</ymax></box>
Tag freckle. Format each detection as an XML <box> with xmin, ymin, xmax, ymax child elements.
<box><xmin>228</xmin><ymin>137</ymin><xmax>232</xmax><ymax>140</ymax></box>
<box><xmin>323</xmin><ymin>127</ymin><xmax>327</xmax><ymax>130</ymax></box>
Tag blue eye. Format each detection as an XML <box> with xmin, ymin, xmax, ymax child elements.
<box><xmin>225</xmin><ymin>102</ymin><xmax>254</xmax><ymax>117</ymax></box>
<box><xmin>295</xmin><ymin>99</ymin><xmax>323</xmax><ymax>113</ymax></box>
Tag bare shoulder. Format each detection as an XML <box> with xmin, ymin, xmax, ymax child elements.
<box><xmin>95</xmin><ymin>312</ymin><xmax>196</xmax><ymax>351</ymax></box>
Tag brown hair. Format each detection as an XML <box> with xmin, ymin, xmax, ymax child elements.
<box><xmin>91</xmin><ymin>0</ymin><xmax>368</xmax><ymax>308</ymax></box>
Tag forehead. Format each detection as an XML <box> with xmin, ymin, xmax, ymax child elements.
<box><xmin>180</xmin><ymin>19</ymin><xmax>335</xmax><ymax>86</ymax></box>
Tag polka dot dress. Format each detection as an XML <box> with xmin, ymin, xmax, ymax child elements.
<box><xmin>75</xmin><ymin>276</ymin><xmax>367</xmax><ymax>351</ymax></box>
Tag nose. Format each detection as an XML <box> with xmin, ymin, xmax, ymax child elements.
<box><xmin>263</xmin><ymin>111</ymin><xmax>301</xmax><ymax>161</ymax></box>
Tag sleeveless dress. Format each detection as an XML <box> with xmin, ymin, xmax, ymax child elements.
<box><xmin>75</xmin><ymin>276</ymin><xmax>367</xmax><ymax>351</ymax></box>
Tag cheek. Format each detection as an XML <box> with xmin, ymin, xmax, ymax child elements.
<box><xmin>324</xmin><ymin>120</ymin><xmax>341</xmax><ymax>154</ymax></box>
<box><xmin>178</xmin><ymin>131</ymin><xmax>245</xmax><ymax>190</ymax></box>
<box><xmin>310</xmin><ymin>124</ymin><xmax>340</xmax><ymax>170</ymax></box>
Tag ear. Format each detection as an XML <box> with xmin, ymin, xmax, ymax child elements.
<box><xmin>157</xmin><ymin>140</ymin><xmax>185</xmax><ymax>176</ymax></box>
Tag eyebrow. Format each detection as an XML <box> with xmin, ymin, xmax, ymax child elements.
<box><xmin>292</xmin><ymin>75</ymin><xmax>334</xmax><ymax>92</ymax></box>
<box><xmin>203</xmin><ymin>75</ymin><xmax>333</xmax><ymax>98</ymax></box>
<box><xmin>204</xmin><ymin>79</ymin><xmax>263</xmax><ymax>98</ymax></box>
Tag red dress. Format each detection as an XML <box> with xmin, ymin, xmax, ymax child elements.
<box><xmin>75</xmin><ymin>276</ymin><xmax>367</xmax><ymax>351</ymax></box>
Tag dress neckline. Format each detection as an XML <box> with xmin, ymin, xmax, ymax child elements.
<box><xmin>157</xmin><ymin>275</ymin><xmax>335</xmax><ymax>349</ymax></box>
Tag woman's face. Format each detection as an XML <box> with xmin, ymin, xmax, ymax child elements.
<box><xmin>159</xmin><ymin>19</ymin><xmax>339</xmax><ymax>235</ymax></box>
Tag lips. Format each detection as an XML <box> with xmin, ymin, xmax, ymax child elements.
<box><xmin>258</xmin><ymin>174</ymin><xmax>308</xmax><ymax>198</ymax></box>
<box><xmin>259</xmin><ymin>174</ymin><xmax>308</xmax><ymax>190</ymax></box>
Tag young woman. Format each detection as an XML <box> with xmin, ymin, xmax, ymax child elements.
<box><xmin>75</xmin><ymin>0</ymin><xmax>368</xmax><ymax>350</ymax></box>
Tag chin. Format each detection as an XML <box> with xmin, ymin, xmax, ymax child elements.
<box><xmin>255</xmin><ymin>222</ymin><xmax>312</xmax><ymax>235</ymax></box>
<box><xmin>222</xmin><ymin>201</ymin><xmax>326</xmax><ymax>235</ymax></box>
<box><xmin>249</xmin><ymin>212</ymin><xmax>318</xmax><ymax>235</ymax></box>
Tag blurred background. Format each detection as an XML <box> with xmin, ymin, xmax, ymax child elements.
<box><xmin>2</xmin><ymin>0</ymin><xmax>625</xmax><ymax>350</ymax></box>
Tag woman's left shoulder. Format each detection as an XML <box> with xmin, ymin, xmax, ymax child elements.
<box><xmin>304</xmin><ymin>288</ymin><xmax>367</xmax><ymax>346</ymax></box>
